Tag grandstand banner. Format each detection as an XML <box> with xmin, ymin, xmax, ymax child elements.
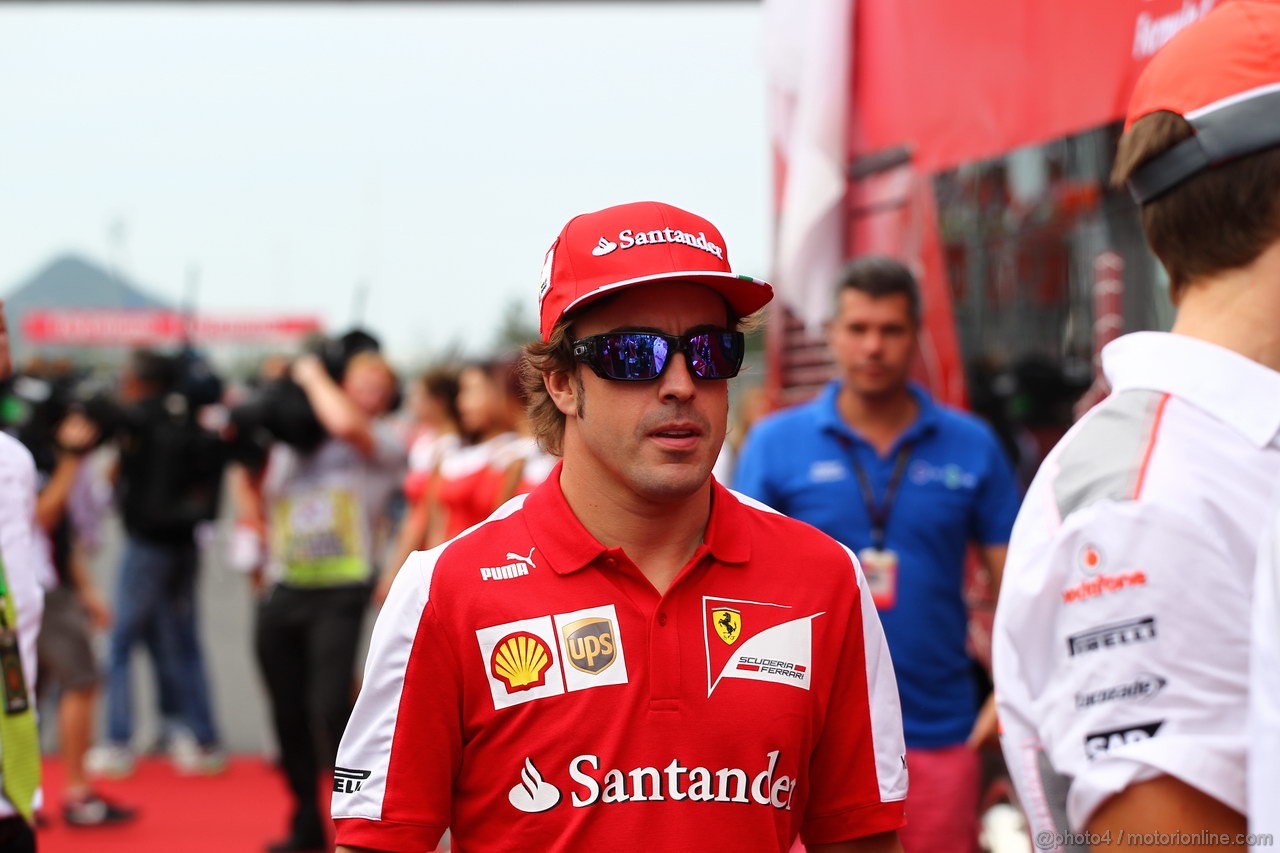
<box><xmin>21</xmin><ymin>310</ymin><xmax>323</xmax><ymax>346</ymax></box>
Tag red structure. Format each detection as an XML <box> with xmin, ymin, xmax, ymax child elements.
<box><xmin>767</xmin><ymin>0</ymin><xmax>1208</xmax><ymax>409</ymax></box>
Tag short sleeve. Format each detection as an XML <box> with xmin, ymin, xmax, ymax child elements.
<box><xmin>332</xmin><ymin>549</ymin><xmax>459</xmax><ymax>852</ymax></box>
<box><xmin>801</xmin><ymin>546</ymin><xmax>908</xmax><ymax>844</ymax></box>
<box><xmin>995</xmin><ymin>500</ymin><xmax>1249</xmax><ymax>832</ymax></box>
<box><xmin>732</xmin><ymin>424</ymin><xmax>780</xmax><ymax>510</ymax></box>
<box><xmin>969</xmin><ymin>427</ymin><xmax>1022</xmax><ymax>545</ymax></box>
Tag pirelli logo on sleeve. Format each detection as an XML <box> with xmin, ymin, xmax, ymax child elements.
<box><xmin>1067</xmin><ymin>616</ymin><xmax>1158</xmax><ymax>657</ymax></box>
<box><xmin>476</xmin><ymin>605</ymin><xmax>628</xmax><ymax>710</ymax></box>
<box><xmin>333</xmin><ymin>766</ymin><xmax>372</xmax><ymax>794</ymax></box>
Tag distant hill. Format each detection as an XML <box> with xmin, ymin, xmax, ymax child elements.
<box><xmin>3</xmin><ymin>254</ymin><xmax>171</xmax><ymax>360</ymax></box>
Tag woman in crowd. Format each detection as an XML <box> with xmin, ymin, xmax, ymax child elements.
<box><xmin>425</xmin><ymin>357</ymin><xmax>522</xmax><ymax>547</ymax></box>
<box><xmin>374</xmin><ymin>368</ymin><xmax>462</xmax><ymax>604</ymax></box>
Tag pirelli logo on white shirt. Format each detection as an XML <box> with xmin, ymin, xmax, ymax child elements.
<box><xmin>476</xmin><ymin>605</ymin><xmax>629</xmax><ymax>710</ymax></box>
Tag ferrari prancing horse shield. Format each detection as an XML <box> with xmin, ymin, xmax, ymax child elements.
<box><xmin>712</xmin><ymin>608</ymin><xmax>742</xmax><ymax>645</ymax></box>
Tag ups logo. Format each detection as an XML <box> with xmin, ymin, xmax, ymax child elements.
<box><xmin>562</xmin><ymin>617</ymin><xmax>617</xmax><ymax>675</ymax></box>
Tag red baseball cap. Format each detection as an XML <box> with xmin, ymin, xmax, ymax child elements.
<box><xmin>1124</xmin><ymin>0</ymin><xmax>1280</xmax><ymax>203</ymax></box>
<box><xmin>536</xmin><ymin>201</ymin><xmax>773</xmax><ymax>341</ymax></box>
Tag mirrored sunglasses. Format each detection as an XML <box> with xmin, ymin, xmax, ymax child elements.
<box><xmin>571</xmin><ymin>330</ymin><xmax>745</xmax><ymax>381</ymax></box>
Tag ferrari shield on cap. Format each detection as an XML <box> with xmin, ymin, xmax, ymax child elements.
<box><xmin>1124</xmin><ymin>0</ymin><xmax>1280</xmax><ymax>204</ymax></box>
<box><xmin>536</xmin><ymin>201</ymin><xmax>773</xmax><ymax>341</ymax></box>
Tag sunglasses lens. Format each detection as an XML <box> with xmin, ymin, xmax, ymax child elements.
<box><xmin>688</xmin><ymin>332</ymin><xmax>743</xmax><ymax>379</ymax></box>
<box><xmin>598</xmin><ymin>334</ymin><xmax>665</xmax><ymax>380</ymax></box>
<box><xmin>585</xmin><ymin>331</ymin><xmax>743</xmax><ymax>380</ymax></box>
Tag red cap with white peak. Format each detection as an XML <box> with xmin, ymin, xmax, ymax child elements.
<box><xmin>536</xmin><ymin>201</ymin><xmax>773</xmax><ymax>341</ymax></box>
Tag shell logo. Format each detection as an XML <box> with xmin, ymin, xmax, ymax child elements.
<box><xmin>491</xmin><ymin>632</ymin><xmax>554</xmax><ymax>693</ymax></box>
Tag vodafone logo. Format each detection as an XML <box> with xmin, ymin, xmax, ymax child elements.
<box><xmin>1062</xmin><ymin>571</ymin><xmax>1147</xmax><ymax>604</ymax></box>
<box><xmin>590</xmin><ymin>227</ymin><xmax>724</xmax><ymax>260</ymax></box>
<box><xmin>1064</xmin><ymin>543</ymin><xmax>1146</xmax><ymax>604</ymax></box>
<box><xmin>1079</xmin><ymin>544</ymin><xmax>1103</xmax><ymax>574</ymax></box>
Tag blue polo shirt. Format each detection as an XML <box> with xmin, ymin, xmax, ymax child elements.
<box><xmin>733</xmin><ymin>381</ymin><xmax>1021</xmax><ymax>748</ymax></box>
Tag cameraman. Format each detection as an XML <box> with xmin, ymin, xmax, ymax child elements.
<box><xmin>95</xmin><ymin>349</ymin><xmax>227</xmax><ymax>777</ymax></box>
<box><xmin>233</xmin><ymin>348</ymin><xmax>404</xmax><ymax>853</ymax></box>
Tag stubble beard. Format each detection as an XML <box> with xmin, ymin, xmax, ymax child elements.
<box><xmin>576</xmin><ymin>380</ymin><xmax>719</xmax><ymax>503</ymax></box>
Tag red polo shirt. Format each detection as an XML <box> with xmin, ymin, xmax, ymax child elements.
<box><xmin>333</xmin><ymin>466</ymin><xmax>907</xmax><ymax>851</ymax></box>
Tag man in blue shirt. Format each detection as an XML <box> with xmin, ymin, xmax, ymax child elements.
<box><xmin>734</xmin><ymin>256</ymin><xmax>1021</xmax><ymax>853</ymax></box>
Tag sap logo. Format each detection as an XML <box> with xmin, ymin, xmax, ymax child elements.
<box><xmin>481</xmin><ymin>548</ymin><xmax>537</xmax><ymax>581</ymax></box>
<box><xmin>1067</xmin><ymin>616</ymin><xmax>1157</xmax><ymax>657</ymax></box>
<box><xmin>1076</xmin><ymin>673</ymin><xmax>1168</xmax><ymax>709</ymax></box>
<box><xmin>1084</xmin><ymin>721</ymin><xmax>1163</xmax><ymax>760</ymax></box>
<box><xmin>333</xmin><ymin>766</ymin><xmax>372</xmax><ymax>794</ymax></box>
<box><xmin>509</xmin><ymin>758</ymin><xmax>561</xmax><ymax>814</ymax></box>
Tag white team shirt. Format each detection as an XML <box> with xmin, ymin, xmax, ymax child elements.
<box><xmin>993</xmin><ymin>332</ymin><xmax>1280</xmax><ymax>841</ymax></box>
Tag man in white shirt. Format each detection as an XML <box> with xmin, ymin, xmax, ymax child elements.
<box><xmin>992</xmin><ymin>3</ymin><xmax>1280</xmax><ymax>850</ymax></box>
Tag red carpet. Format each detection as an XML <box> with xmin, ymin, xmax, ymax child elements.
<box><xmin>38</xmin><ymin>755</ymin><xmax>306</xmax><ymax>853</ymax></box>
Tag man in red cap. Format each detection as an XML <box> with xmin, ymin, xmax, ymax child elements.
<box><xmin>993</xmin><ymin>2</ymin><xmax>1280</xmax><ymax>850</ymax></box>
<box><xmin>331</xmin><ymin>201</ymin><xmax>908</xmax><ymax>852</ymax></box>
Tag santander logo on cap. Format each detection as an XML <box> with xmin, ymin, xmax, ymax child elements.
<box><xmin>536</xmin><ymin>201</ymin><xmax>773</xmax><ymax>341</ymax></box>
<box><xmin>588</xmin><ymin>227</ymin><xmax>725</xmax><ymax>260</ymax></box>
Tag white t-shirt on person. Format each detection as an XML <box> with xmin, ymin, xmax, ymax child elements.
<box><xmin>993</xmin><ymin>332</ymin><xmax>1280</xmax><ymax>841</ymax></box>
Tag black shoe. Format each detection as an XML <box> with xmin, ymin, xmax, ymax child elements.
<box><xmin>266</xmin><ymin>833</ymin><xmax>327</xmax><ymax>853</ymax></box>
<box><xmin>63</xmin><ymin>793</ymin><xmax>137</xmax><ymax>827</ymax></box>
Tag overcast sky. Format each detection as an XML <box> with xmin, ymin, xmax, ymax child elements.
<box><xmin>0</xmin><ymin>2</ymin><xmax>770</xmax><ymax>364</ymax></box>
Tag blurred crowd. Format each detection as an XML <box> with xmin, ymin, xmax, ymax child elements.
<box><xmin>2</xmin><ymin>288</ymin><xmax>1014</xmax><ymax>853</ymax></box>
<box><xmin>0</xmin><ymin>330</ymin><xmax>582</xmax><ymax>848</ymax></box>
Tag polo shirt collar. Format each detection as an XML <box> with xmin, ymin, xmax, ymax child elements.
<box><xmin>815</xmin><ymin>379</ymin><xmax>941</xmax><ymax>446</ymax></box>
<box><xmin>1103</xmin><ymin>331</ymin><xmax>1280</xmax><ymax>448</ymax></box>
<box><xmin>523</xmin><ymin>463</ymin><xmax>751</xmax><ymax>576</ymax></box>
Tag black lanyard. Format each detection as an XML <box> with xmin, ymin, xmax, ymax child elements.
<box><xmin>850</xmin><ymin>444</ymin><xmax>913</xmax><ymax>551</ymax></box>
